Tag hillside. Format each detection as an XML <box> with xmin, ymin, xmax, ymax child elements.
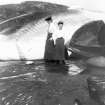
<box><xmin>0</xmin><ymin>1</ymin><xmax>68</xmax><ymax>22</ymax></box>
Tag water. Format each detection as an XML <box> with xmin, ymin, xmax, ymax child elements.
<box><xmin>0</xmin><ymin>60</ymin><xmax>102</xmax><ymax>105</ymax></box>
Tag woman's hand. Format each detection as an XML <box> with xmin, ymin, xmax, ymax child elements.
<box><xmin>49</xmin><ymin>37</ymin><xmax>53</xmax><ymax>40</ymax></box>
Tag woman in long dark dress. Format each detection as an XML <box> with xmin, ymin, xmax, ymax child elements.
<box><xmin>54</xmin><ymin>21</ymin><xmax>66</xmax><ymax>64</ymax></box>
<box><xmin>44</xmin><ymin>17</ymin><xmax>55</xmax><ymax>62</ymax></box>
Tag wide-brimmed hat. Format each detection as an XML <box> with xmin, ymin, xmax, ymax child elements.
<box><xmin>45</xmin><ymin>16</ymin><xmax>52</xmax><ymax>21</ymax></box>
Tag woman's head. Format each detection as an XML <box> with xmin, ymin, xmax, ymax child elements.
<box><xmin>58</xmin><ymin>21</ymin><xmax>64</xmax><ymax>29</ymax></box>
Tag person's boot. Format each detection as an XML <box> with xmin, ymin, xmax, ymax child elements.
<box><xmin>56</xmin><ymin>60</ymin><xmax>60</xmax><ymax>64</ymax></box>
<box><xmin>74</xmin><ymin>99</ymin><xmax>82</xmax><ymax>105</ymax></box>
<box><xmin>62</xmin><ymin>60</ymin><xmax>65</xmax><ymax>64</ymax></box>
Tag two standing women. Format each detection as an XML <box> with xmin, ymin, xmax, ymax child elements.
<box><xmin>44</xmin><ymin>16</ymin><xmax>67</xmax><ymax>64</ymax></box>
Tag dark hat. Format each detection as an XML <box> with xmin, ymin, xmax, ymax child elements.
<box><xmin>45</xmin><ymin>16</ymin><xmax>52</xmax><ymax>21</ymax></box>
<box><xmin>58</xmin><ymin>21</ymin><xmax>64</xmax><ymax>25</ymax></box>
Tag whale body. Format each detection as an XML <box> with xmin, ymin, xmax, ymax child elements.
<box><xmin>0</xmin><ymin>1</ymin><xmax>105</xmax><ymax>60</ymax></box>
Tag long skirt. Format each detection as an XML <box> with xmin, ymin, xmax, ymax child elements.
<box><xmin>55</xmin><ymin>38</ymin><xmax>65</xmax><ymax>60</ymax></box>
<box><xmin>44</xmin><ymin>34</ymin><xmax>55</xmax><ymax>61</ymax></box>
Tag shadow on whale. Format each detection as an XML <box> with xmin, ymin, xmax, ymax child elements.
<box><xmin>0</xmin><ymin>1</ymin><xmax>105</xmax><ymax>60</ymax></box>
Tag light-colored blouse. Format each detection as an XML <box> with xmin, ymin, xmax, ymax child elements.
<box><xmin>53</xmin><ymin>28</ymin><xmax>65</xmax><ymax>40</ymax></box>
<box><xmin>47</xmin><ymin>22</ymin><xmax>56</xmax><ymax>34</ymax></box>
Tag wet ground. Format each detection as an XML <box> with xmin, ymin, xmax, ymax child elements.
<box><xmin>0</xmin><ymin>60</ymin><xmax>104</xmax><ymax>105</ymax></box>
